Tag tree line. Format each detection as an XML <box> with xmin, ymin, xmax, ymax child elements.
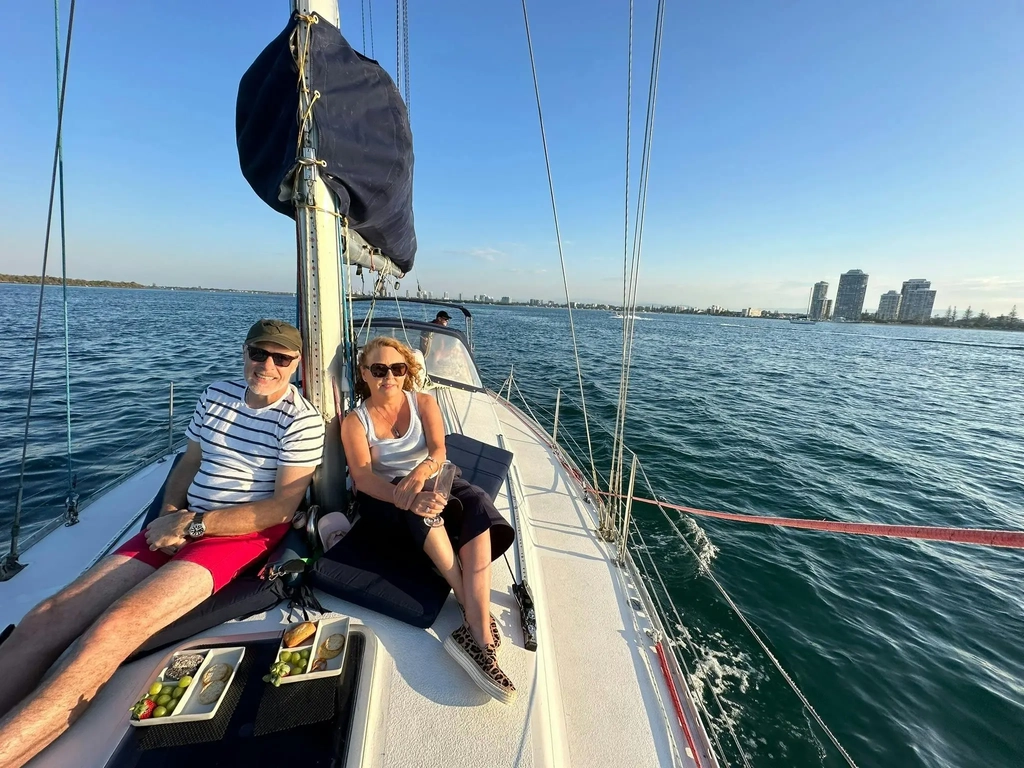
<box><xmin>0</xmin><ymin>273</ymin><xmax>148</xmax><ymax>289</ymax></box>
<box><xmin>866</xmin><ymin>305</ymin><xmax>1021</xmax><ymax>331</ymax></box>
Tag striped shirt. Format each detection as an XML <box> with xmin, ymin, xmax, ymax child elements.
<box><xmin>185</xmin><ymin>380</ymin><xmax>325</xmax><ymax>513</ymax></box>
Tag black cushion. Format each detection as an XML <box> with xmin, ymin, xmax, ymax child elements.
<box><xmin>444</xmin><ymin>433</ymin><xmax>513</xmax><ymax>501</ymax></box>
<box><xmin>309</xmin><ymin>434</ymin><xmax>514</xmax><ymax>628</ymax></box>
<box><xmin>310</xmin><ymin>519</ymin><xmax>449</xmax><ymax>628</ymax></box>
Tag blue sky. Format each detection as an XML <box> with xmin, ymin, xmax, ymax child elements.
<box><xmin>1</xmin><ymin>1</ymin><xmax>1022</xmax><ymax>313</ymax></box>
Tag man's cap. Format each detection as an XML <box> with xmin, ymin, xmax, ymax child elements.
<box><xmin>245</xmin><ymin>319</ymin><xmax>302</xmax><ymax>352</ymax></box>
<box><xmin>435</xmin><ymin>311</ymin><xmax>452</xmax><ymax>320</ymax></box>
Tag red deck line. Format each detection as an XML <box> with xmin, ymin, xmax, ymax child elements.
<box><xmin>656</xmin><ymin>641</ymin><xmax>703</xmax><ymax>767</ymax></box>
<box><xmin>593</xmin><ymin>490</ymin><xmax>1024</xmax><ymax>549</ymax></box>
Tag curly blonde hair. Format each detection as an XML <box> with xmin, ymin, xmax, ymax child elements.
<box><xmin>354</xmin><ymin>336</ymin><xmax>422</xmax><ymax>401</ymax></box>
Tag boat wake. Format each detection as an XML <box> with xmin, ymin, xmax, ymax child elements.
<box><xmin>684</xmin><ymin>516</ymin><xmax>719</xmax><ymax>574</ymax></box>
<box><xmin>686</xmin><ymin>635</ymin><xmax>756</xmax><ymax>738</ymax></box>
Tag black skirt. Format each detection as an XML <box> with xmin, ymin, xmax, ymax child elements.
<box><xmin>355</xmin><ymin>477</ymin><xmax>515</xmax><ymax>562</ymax></box>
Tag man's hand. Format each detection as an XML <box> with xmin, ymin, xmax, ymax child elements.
<box><xmin>393</xmin><ymin>468</ymin><xmax>430</xmax><ymax>511</ymax></box>
<box><xmin>145</xmin><ymin>511</ymin><xmax>190</xmax><ymax>553</ymax></box>
<box><xmin>409</xmin><ymin>491</ymin><xmax>446</xmax><ymax>519</ymax></box>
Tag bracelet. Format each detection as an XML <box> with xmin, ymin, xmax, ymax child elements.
<box><xmin>422</xmin><ymin>455</ymin><xmax>439</xmax><ymax>471</ymax></box>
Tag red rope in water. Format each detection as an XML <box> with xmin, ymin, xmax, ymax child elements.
<box><xmin>655</xmin><ymin>640</ymin><xmax>704</xmax><ymax>767</ymax></box>
<box><xmin>593</xmin><ymin>489</ymin><xmax>1024</xmax><ymax>549</ymax></box>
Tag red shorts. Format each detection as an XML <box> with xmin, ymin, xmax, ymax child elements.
<box><xmin>112</xmin><ymin>523</ymin><xmax>289</xmax><ymax>592</ymax></box>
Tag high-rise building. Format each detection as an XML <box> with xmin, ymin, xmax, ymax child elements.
<box><xmin>809</xmin><ymin>281</ymin><xmax>829</xmax><ymax>320</ymax></box>
<box><xmin>822</xmin><ymin>299</ymin><xmax>833</xmax><ymax>320</ymax></box>
<box><xmin>833</xmin><ymin>270</ymin><xmax>869</xmax><ymax>321</ymax></box>
<box><xmin>898</xmin><ymin>279</ymin><xmax>936</xmax><ymax>323</ymax></box>
<box><xmin>877</xmin><ymin>290</ymin><xmax>901</xmax><ymax>321</ymax></box>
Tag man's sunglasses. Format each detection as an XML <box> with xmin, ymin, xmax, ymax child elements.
<box><xmin>246</xmin><ymin>345</ymin><xmax>299</xmax><ymax>367</ymax></box>
<box><xmin>364</xmin><ymin>362</ymin><xmax>408</xmax><ymax>378</ymax></box>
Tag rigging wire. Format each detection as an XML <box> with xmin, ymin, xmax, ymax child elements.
<box><xmin>368</xmin><ymin>0</ymin><xmax>376</xmax><ymax>59</ymax></box>
<box><xmin>401</xmin><ymin>0</ymin><xmax>411</xmax><ymax>116</ymax></box>
<box><xmin>53</xmin><ymin>0</ymin><xmax>75</xmax><ymax>507</ymax></box>
<box><xmin>3</xmin><ymin>0</ymin><xmax>79</xmax><ymax>577</ymax></box>
<box><xmin>394</xmin><ymin>0</ymin><xmax>401</xmax><ymax>95</ymax></box>
<box><xmin>610</xmin><ymin>0</ymin><xmax>667</xmax><ymax>534</ymax></box>
<box><xmin>609</xmin><ymin>0</ymin><xmax>635</xmax><ymax>531</ymax></box>
<box><xmin>518</xmin><ymin>0</ymin><xmax>599</xmax><ymax>492</ymax></box>
<box><xmin>360</xmin><ymin>0</ymin><xmax>367</xmax><ymax>53</ymax></box>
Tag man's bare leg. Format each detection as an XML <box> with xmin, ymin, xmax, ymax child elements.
<box><xmin>0</xmin><ymin>554</ymin><xmax>156</xmax><ymax>719</ymax></box>
<box><xmin>0</xmin><ymin>560</ymin><xmax>213</xmax><ymax>768</ymax></box>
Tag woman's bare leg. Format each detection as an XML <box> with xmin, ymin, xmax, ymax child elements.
<box><xmin>422</xmin><ymin>525</ymin><xmax>465</xmax><ymax>606</ymax></box>
<box><xmin>459</xmin><ymin>532</ymin><xmax>493</xmax><ymax>647</ymax></box>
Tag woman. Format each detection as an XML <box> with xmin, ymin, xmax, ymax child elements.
<box><xmin>340</xmin><ymin>336</ymin><xmax>517</xmax><ymax>703</ymax></box>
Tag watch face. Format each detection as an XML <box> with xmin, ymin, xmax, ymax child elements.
<box><xmin>188</xmin><ymin>521</ymin><xmax>205</xmax><ymax>538</ymax></box>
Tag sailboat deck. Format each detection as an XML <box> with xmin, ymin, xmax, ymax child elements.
<box><xmin>7</xmin><ymin>386</ymin><xmax>695</xmax><ymax>767</ymax></box>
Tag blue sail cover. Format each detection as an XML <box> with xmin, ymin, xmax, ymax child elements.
<box><xmin>236</xmin><ymin>15</ymin><xmax>416</xmax><ymax>272</ymax></box>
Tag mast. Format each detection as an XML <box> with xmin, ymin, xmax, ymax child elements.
<box><xmin>292</xmin><ymin>0</ymin><xmax>344</xmax><ymax>513</ymax></box>
<box><xmin>286</xmin><ymin>0</ymin><xmax>408</xmax><ymax>512</ymax></box>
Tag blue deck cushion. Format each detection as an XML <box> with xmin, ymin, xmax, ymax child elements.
<box><xmin>309</xmin><ymin>434</ymin><xmax>514</xmax><ymax>628</ymax></box>
<box><xmin>442</xmin><ymin>433</ymin><xmax>513</xmax><ymax>501</ymax></box>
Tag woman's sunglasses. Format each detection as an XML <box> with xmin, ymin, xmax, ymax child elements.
<box><xmin>246</xmin><ymin>345</ymin><xmax>299</xmax><ymax>367</ymax></box>
<box><xmin>364</xmin><ymin>362</ymin><xmax>408</xmax><ymax>378</ymax></box>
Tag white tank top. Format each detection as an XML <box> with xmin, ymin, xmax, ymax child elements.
<box><xmin>354</xmin><ymin>390</ymin><xmax>429</xmax><ymax>480</ymax></box>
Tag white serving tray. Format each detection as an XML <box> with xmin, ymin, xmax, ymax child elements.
<box><xmin>276</xmin><ymin>616</ymin><xmax>350</xmax><ymax>684</ymax></box>
<box><xmin>130</xmin><ymin>646</ymin><xmax>245</xmax><ymax>727</ymax></box>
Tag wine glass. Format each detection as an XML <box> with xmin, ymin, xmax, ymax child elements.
<box><xmin>424</xmin><ymin>461</ymin><xmax>456</xmax><ymax>528</ymax></box>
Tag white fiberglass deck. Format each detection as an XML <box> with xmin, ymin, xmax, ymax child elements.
<box><xmin>4</xmin><ymin>386</ymin><xmax>703</xmax><ymax>768</ymax></box>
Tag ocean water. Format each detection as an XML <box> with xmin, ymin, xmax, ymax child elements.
<box><xmin>2</xmin><ymin>283</ymin><xmax>1023</xmax><ymax>767</ymax></box>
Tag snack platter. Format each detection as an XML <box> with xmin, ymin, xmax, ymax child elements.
<box><xmin>129</xmin><ymin>646</ymin><xmax>245</xmax><ymax>727</ymax></box>
<box><xmin>268</xmin><ymin>616</ymin><xmax>350</xmax><ymax>686</ymax></box>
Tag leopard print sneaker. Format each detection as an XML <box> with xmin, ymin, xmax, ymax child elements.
<box><xmin>444</xmin><ymin>624</ymin><xmax>516</xmax><ymax>704</ymax></box>
<box><xmin>458</xmin><ymin>603</ymin><xmax>501</xmax><ymax>649</ymax></box>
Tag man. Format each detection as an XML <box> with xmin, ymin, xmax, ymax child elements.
<box><xmin>0</xmin><ymin>319</ymin><xmax>325</xmax><ymax>767</ymax></box>
<box><xmin>420</xmin><ymin>310</ymin><xmax>451</xmax><ymax>357</ymax></box>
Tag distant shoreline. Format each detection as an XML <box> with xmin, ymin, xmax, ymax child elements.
<box><xmin>0</xmin><ymin>274</ymin><xmax>293</xmax><ymax>296</ymax></box>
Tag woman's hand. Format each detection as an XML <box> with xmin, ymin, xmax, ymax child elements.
<box><xmin>393</xmin><ymin>468</ymin><xmax>430</xmax><ymax>510</ymax></box>
<box><xmin>409</xmin><ymin>491</ymin><xmax>447</xmax><ymax>518</ymax></box>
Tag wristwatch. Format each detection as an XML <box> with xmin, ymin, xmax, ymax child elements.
<box><xmin>185</xmin><ymin>512</ymin><xmax>206</xmax><ymax>540</ymax></box>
